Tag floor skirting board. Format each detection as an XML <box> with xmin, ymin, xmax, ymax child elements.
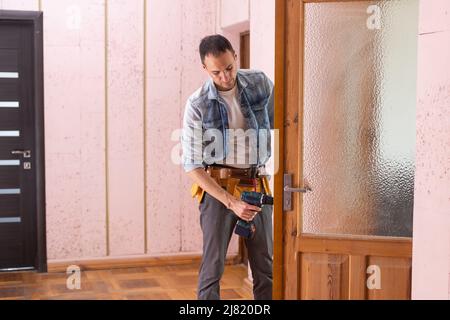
<box><xmin>48</xmin><ymin>253</ymin><xmax>241</xmax><ymax>273</ymax></box>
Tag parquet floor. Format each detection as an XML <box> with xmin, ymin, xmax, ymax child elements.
<box><xmin>0</xmin><ymin>263</ymin><xmax>253</xmax><ymax>300</ymax></box>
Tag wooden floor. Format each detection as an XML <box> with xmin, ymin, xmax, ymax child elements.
<box><xmin>0</xmin><ymin>263</ymin><xmax>253</xmax><ymax>300</ymax></box>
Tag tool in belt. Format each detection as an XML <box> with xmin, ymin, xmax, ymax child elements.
<box><xmin>190</xmin><ymin>165</ymin><xmax>272</xmax><ymax>204</ymax></box>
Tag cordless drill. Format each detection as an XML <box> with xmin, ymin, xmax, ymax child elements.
<box><xmin>234</xmin><ymin>191</ymin><xmax>274</xmax><ymax>239</ymax></box>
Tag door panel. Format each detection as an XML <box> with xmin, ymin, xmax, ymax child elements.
<box><xmin>0</xmin><ymin>78</ymin><xmax>20</xmax><ymax>99</ymax></box>
<box><xmin>0</xmin><ymin>21</ymin><xmax>37</xmax><ymax>270</ymax></box>
<box><xmin>299</xmin><ymin>253</ymin><xmax>349</xmax><ymax>300</ymax></box>
<box><xmin>0</xmin><ymin>49</ymin><xmax>19</xmax><ymax>70</ymax></box>
<box><xmin>274</xmin><ymin>0</ymin><xmax>417</xmax><ymax>300</ymax></box>
<box><xmin>0</xmin><ymin>166</ymin><xmax>20</xmax><ymax>188</ymax></box>
<box><xmin>0</xmin><ymin>223</ymin><xmax>24</xmax><ymax>267</ymax></box>
<box><xmin>0</xmin><ymin>109</ymin><xmax>21</xmax><ymax>129</ymax></box>
<box><xmin>366</xmin><ymin>256</ymin><xmax>411</xmax><ymax>300</ymax></box>
<box><xmin>297</xmin><ymin>251</ymin><xmax>412</xmax><ymax>300</ymax></box>
<box><xmin>0</xmin><ymin>137</ymin><xmax>23</xmax><ymax>158</ymax></box>
<box><xmin>0</xmin><ymin>194</ymin><xmax>20</xmax><ymax>218</ymax></box>
<box><xmin>0</xmin><ymin>25</ymin><xmax>20</xmax><ymax>48</ymax></box>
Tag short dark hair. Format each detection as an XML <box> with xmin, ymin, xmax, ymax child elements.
<box><xmin>199</xmin><ymin>34</ymin><xmax>235</xmax><ymax>64</ymax></box>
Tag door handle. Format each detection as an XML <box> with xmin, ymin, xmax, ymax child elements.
<box><xmin>284</xmin><ymin>186</ymin><xmax>311</xmax><ymax>193</ymax></box>
<box><xmin>284</xmin><ymin>173</ymin><xmax>311</xmax><ymax>211</ymax></box>
<box><xmin>11</xmin><ymin>150</ymin><xmax>31</xmax><ymax>158</ymax></box>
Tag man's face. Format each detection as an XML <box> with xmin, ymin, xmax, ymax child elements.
<box><xmin>203</xmin><ymin>50</ymin><xmax>238</xmax><ymax>91</ymax></box>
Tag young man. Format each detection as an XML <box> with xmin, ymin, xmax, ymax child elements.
<box><xmin>181</xmin><ymin>34</ymin><xmax>274</xmax><ymax>300</ymax></box>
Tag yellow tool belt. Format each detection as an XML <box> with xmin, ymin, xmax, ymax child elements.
<box><xmin>190</xmin><ymin>169</ymin><xmax>272</xmax><ymax>204</ymax></box>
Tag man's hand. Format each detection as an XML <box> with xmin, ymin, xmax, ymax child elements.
<box><xmin>186</xmin><ymin>167</ymin><xmax>261</xmax><ymax>221</ymax></box>
<box><xmin>228</xmin><ymin>197</ymin><xmax>261</xmax><ymax>222</ymax></box>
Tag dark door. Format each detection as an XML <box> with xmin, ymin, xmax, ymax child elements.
<box><xmin>0</xmin><ymin>20</ymin><xmax>38</xmax><ymax>271</ymax></box>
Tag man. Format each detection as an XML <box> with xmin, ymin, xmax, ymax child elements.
<box><xmin>181</xmin><ymin>34</ymin><xmax>274</xmax><ymax>300</ymax></box>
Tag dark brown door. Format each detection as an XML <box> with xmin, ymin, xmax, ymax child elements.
<box><xmin>0</xmin><ymin>20</ymin><xmax>38</xmax><ymax>271</ymax></box>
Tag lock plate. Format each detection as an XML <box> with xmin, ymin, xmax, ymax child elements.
<box><xmin>284</xmin><ymin>174</ymin><xmax>293</xmax><ymax>211</ymax></box>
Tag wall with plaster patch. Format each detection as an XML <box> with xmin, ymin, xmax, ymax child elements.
<box><xmin>0</xmin><ymin>0</ymin><xmax>229</xmax><ymax>261</ymax></box>
<box><xmin>412</xmin><ymin>0</ymin><xmax>450</xmax><ymax>300</ymax></box>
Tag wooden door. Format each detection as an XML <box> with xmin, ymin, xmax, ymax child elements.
<box><xmin>273</xmin><ymin>0</ymin><xmax>418</xmax><ymax>299</ymax></box>
<box><xmin>0</xmin><ymin>11</ymin><xmax>46</xmax><ymax>272</ymax></box>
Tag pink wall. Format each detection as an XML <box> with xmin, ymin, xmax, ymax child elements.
<box><xmin>147</xmin><ymin>0</ymin><xmax>220</xmax><ymax>254</ymax></box>
<box><xmin>249</xmin><ymin>0</ymin><xmax>275</xmax><ymax>81</ymax></box>
<box><xmin>0</xmin><ymin>0</ymin><xmax>234</xmax><ymax>261</ymax></box>
<box><xmin>412</xmin><ymin>0</ymin><xmax>450</xmax><ymax>300</ymax></box>
<box><xmin>216</xmin><ymin>0</ymin><xmax>276</xmax><ymax>81</ymax></box>
<box><xmin>0</xmin><ymin>0</ymin><xmax>275</xmax><ymax>264</ymax></box>
<box><xmin>1</xmin><ymin>0</ymin><xmax>38</xmax><ymax>10</ymax></box>
<box><xmin>219</xmin><ymin>0</ymin><xmax>249</xmax><ymax>29</ymax></box>
<box><xmin>43</xmin><ymin>0</ymin><xmax>108</xmax><ymax>259</ymax></box>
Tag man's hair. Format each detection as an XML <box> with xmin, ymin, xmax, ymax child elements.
<box><xmin>199</xmin><ymin>34</ymin><xmax>235</xmax><ymax>64</ymax></box>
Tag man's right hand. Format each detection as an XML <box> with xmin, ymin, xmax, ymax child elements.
<box><xmin>187</xmin><ymin>167</ymin><xmax>261</xmax><ymax>221</ymax></box>
<box><xmin>228</xmin><ymin>197</ymin><xmax>261</xmax><ymax>222</ymax></box>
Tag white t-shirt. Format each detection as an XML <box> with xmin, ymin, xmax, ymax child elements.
<box><xmin>218</xmin><ymin>84</ymin><xmax>255</xmax><ymax>169</ymax></box>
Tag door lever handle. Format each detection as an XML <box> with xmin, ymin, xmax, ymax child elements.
<box><xmin>11</xmin><ymin>150</ymin><xmax>31</xmax><ymax>158</ymax></box>
<box><xmin>283</xmin><ymin>173</ymin><xmax>311</xmax><ymax>211</ymax></box>
<box><xmin>284</xmin><ymin>186</ymin><xmax>311</xmax><ymax>193</ymax></box>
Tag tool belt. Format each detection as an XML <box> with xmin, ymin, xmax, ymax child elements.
<box><xmin>190</xmin><ymin>165</ymin><xmax>272</xmax><ymax>204</ymax></box>
<box><xmin>206</xmin><ymin>165</ymin><xmax>265</xmax><ymax>179</ymax></box>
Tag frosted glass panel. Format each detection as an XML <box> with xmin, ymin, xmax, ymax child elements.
<box><xmin>302</xmin><ymin>0</ymin><xmax>418</xmax><ymax>237</ymax></box>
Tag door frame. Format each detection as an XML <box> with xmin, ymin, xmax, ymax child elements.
<box><xmin>273</xmin><ymin>0</ymin><xmax>286</xmax><ymax>299</ymax></box>
<box><xmin>273</xmin><ymin>0</ymin><xmax>413</xmax><ymax>299</ymax></box>
<box><xmin>238</xmin><ymin>30</ymin><xmax>251</xmax><ymax>266</ymax></box>
<box><xmin>0</xmin><ymin>10</ymin><xmax>46</xmax><ymax>272</ymax></box>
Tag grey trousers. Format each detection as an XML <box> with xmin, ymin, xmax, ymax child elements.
<box><xmin>197</xmin><ymin>191</ymin><xmax>273</xmax><ymax>300</ymax></box>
